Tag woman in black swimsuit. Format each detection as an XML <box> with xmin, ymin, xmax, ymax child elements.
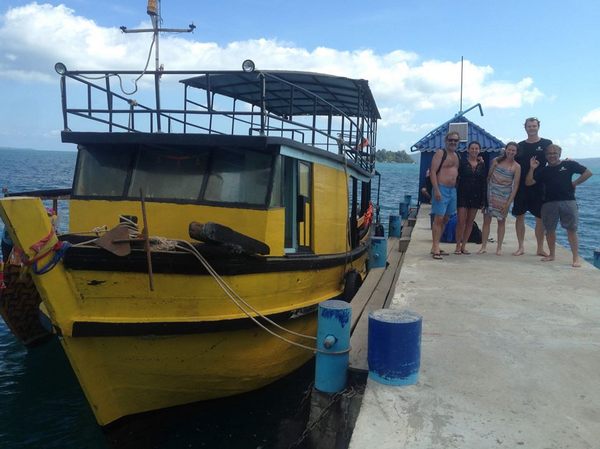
<box><xmin>454</xmin><ymin>140</ymin><xmax>486</xmax><ymax>254</ymax></box>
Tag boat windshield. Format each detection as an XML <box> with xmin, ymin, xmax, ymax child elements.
<box><xmin>73</xmin><ymin>144</ymin><xmax>273</xmax><ymax>206</ymax></box>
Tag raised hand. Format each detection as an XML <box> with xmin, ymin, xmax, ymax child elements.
<box><xmin>530</xmin><ymin>156</ymin><xmax>540</xmax><ymax>170</ymax></box>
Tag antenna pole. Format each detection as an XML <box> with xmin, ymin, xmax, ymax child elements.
<box><xmin>459</xmin><ymin>56</ymin><xmax>464</xmax><ymax>114</ymax></box>
<box><xmin>150</xmin><ymin>1</ymin><xmax>161</xmax><ymax>131</ymax></box>
<box><xmin>120</xmin><ymin>0</ymin><xmax>196</xmax><ymax>133</ymax></box>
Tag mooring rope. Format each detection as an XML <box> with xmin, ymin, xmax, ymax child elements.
<box><xmin>174</xmin><ymin>239</ymin><xmax>350</xmax><ymax>355</ymax></box>
<box><xmin>52</xmin><ymin>219</ymin><xmax>350</xmax><ymax>354</ymax></box>
<box><xmin>174</xmin><ymin>240</ymin><xmax>316</xmax><ymax>343</ymax></box>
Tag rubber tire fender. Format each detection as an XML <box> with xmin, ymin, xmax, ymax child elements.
<box><xmin>342</xmin><ymin>269</ymin><xmax>363</xmax><ymax>302</ymax></box>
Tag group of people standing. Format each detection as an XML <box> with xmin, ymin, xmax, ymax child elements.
<box><xmin>427</xmin><ymin>117</ymin><xmax>593</xmax><ymax>267</ymax></box>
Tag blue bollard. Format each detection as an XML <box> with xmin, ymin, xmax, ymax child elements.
<box><xmin>315</xmin><ymin>300</ymin><xmax>352</xmax><ymax>393</ymax></box>
<box><xmin>594</xmin><ymin>249</ymin><xmax>600</xmax><ymax>269</ymax></box>
<box><xmin>369</xmin><ymin>236</ymin><xmax>387</xmax><ymax>268</ymax></box>
<box><xmin>388</xmin><ymin>215</ymin><xmax>401</xmax><ymax>237</ymax></box>
<box><xmin>399</xmin><ymin>202</ymin><xmax>408</xmax><ymax>219</ymax></box>
<box><xmin>404</xmin><ymin>194</ymin><xmax>412</xmax><ymax>206</ymax></box>
<box><xmin>368</xmin><ymin>309</ymin><xmax>422</xmax><ymax>386</ymax></box>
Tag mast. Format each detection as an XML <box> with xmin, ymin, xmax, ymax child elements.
<box><xmin>120</xmin><ymin>0</ymin><xmax>195</xmax><ymax>132</ymax></box>
<box><xmin>459</xmin><ymin>56</ymin><xmax>464</xmax><ymax>114</ymax></box>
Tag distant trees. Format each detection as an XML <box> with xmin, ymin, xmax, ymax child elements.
<box><xmin>375</xmin><ymin>149</ymin><xmax>416</xmax><ymax>163</ymax></box>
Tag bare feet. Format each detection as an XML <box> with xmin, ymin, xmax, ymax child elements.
<box><xmin>541</xmin><ymin>255</ymin><xmax>555</xmax><ymax>262</ymax></box>
<box><xmin>572</xmin><ymin>259</ymin><xmax>582</xmax><ymax>268</ymax></box>
<box><xmin>537</xmin><ymin>249</ymin><xmax>549</xmax><ymax>257</ymax></box>
<box><xmin>477</xmin><ymin>247</ymin><xmax>487</xmax><ymax>254</ymax></box>
<box><xmin>512</xmin><ymin>248</ymin><xmax>525</xmax><ymax>256</ymax></box>
<box><xmin>496</xmin><ymin>249</ymin><xmax>502</xmax><ymax>256</ymax></box>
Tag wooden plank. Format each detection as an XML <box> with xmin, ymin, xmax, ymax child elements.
<box><xmin>383</xmin><ymin>250</ymin><xmax>406</xmax><ymax>308</ymax></box>
<box><xmin>350</xmin><ymin>266</ymin><xmax>385</xmax><ymax>333</ymax></box>
<box><xmin>349</xmin><ymin>239</ymin><xmax>406</xmax><ymax>372</ymax></box>
<box><xmin>349</xmin><ymin>238</ymin><xmax>398</xmax><ymax>333</ymax></box>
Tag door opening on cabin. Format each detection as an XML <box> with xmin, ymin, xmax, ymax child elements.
<box><xmin>283</xmin><ymin>157</ymin><xmax>312</xmax><ymax>253</ymax></box>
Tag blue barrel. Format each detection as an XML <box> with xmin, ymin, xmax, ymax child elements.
<box><xmin>315</xmin><ymin>300</ymin><xmax>352</xmax><ymax>393</ymax></box>
<box><xmin>388</xmin><ymin>215</ymin><xmax>401</xmax><ymax>237</ymax></box>
<box><xmin>398</xmin><ymin>202</ymin><xmax>408</xmax><ymax>219</ymax></box>
<box><xmin>594</xmin><ymin>249</ymin><xmax>600</xmax><ymax>269</ymax></box>
<box><xmin>368</xmin><ymin>309</ymin><xmax>422</xmax><ymax>386</ymax></box>
<box><xmin>404</xmin><ymin>194</ymin><xmax>412</xmax><ymax>206</ymax></box>
<box><xmin>369</xmin><ymin>236</ymin><xmax>387</xmax><ymax>268</ymax></box>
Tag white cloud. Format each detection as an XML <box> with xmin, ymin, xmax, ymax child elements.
<box><xmin>556</xmin><ymin>132</ymin><xmax>600</xmax><ymax>159</ymax></box>
<box><xmin>581</xmin><ymin>108</ymin><xmax>600</xmax><ymax>125</ymax></box>
<box><xmin>0</xmin><ymin>3</ymin><xmax>546</xmax><ymax>143</ymax></box>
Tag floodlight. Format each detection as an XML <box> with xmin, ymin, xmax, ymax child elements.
<box><xmin>54</xmin><ymin>62</ymin><xmax>67</xmax><ymax>75</ymax></box>
<box><xmin>242</xmin><ymin>59</ymin><xmax>255</xmax><ymax>73</ymax></box>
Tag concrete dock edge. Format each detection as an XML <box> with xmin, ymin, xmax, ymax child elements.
<box><xmin>349</xmin><ymin>205</ymin><xmax>600</xmax><ymax>449</ymax></box>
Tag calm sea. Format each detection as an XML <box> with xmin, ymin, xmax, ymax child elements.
<box><xmin>0</xmin><ymin>148</ymin><xmax>599</xmax><ymax>448</ymax></box>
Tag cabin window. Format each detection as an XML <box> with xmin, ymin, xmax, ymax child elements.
<box><xmin>129</xmin><ymin>148</ymin><xmax>208</xmax><ymax>200</ymax></box>
<box><xmin>204</xmin><ymin>148</ymin><xmax>271</xmax><ymax>205</ymax></box>
<box><xmin>299</xmin><ymin>161</ymin><xmax>310</xmax><ymax>197</ymax></box>
<box><xmin>74</xmin><ymin>144</ymin><xmax>275</xmax><ymax>206</ymax></box>
<box><xmin>269</xmin><ymin>156</ymin><xmax>283</xmax><ymax>207</ymax></box>
<box><xmin>361</xmin><ymin>180</ymin><xmax>371</xmax><ymax>214</ymax></box>
<box><xmin>74</xmin><ymin>146</ymin><xmax>132</xmax><ymax>196</ymax></box>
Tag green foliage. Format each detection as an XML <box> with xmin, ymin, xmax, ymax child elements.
<box><xmin>375</xmin><ymin>149</ymin><xmax>416</xmax><ymax>163</ymax></box>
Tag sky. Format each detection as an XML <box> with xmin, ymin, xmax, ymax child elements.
<box><xmin>1</xmin><ymin>0</ymin><xmax>600</xmax><ymax>158</ymax></box>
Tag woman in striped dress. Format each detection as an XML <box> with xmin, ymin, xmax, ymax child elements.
<box><xmin>478</xmin><ymin>142</ymin><xmax>521</xmax><ymax>255</ymax></box>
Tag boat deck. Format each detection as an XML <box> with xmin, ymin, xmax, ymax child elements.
<box><xmin>349</xmin><ymin>204</ymin><xmax>600</xmax><ymax>449</ymax></box>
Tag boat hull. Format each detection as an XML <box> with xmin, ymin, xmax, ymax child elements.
<box><xmin>61</xmin><ymin>312</ymin><xmax>317</xmax><ymax>425</ymax></box>
<box><xmin>0</xmin><ymin>197</ymin><xmax>366</xmax><ymax>425</ymax></box>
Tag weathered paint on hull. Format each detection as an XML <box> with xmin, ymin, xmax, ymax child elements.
<box><xmin>62</xmin><ymin>314</ymin><xmax>317</xmax><ymax>425</ymax></box>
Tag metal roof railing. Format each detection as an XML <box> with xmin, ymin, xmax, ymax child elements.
<box><xmin>56</xmin><ymin>67</ymin><xmax>379</xmax><ymax>172</ymax></box>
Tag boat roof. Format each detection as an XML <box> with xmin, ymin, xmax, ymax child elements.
<box><xmin>181</xmin><ymin>71</ymin><xmax>381</xmax><ymax>120</ymax></box>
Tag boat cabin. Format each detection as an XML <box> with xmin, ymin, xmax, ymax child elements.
<box><xmin>58</xmin><ymin>68</ymin><xmax>381</xmax><ymax>256</ymax></box>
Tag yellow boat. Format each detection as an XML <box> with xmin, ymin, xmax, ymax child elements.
<box><xmin>0</xmin><ymin>45</ymin><xmax>380</xmax><ymax>427</ymax></box>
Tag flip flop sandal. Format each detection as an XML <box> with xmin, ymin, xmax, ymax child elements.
<box><xmin>432</xmin><ymin>253</ymin><xmax>443</xmax><ymax>260</ymax></box>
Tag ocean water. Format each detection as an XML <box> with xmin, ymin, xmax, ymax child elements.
<box><xmin>0</xmin><ymin>149</ymin><xmax>598</xmax><ymax>448</ymax></box>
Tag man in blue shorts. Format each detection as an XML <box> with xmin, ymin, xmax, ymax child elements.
<box><xmin>526</xmin><ymin>144</ymin><xmax>592</xmax><ymax>267</ymax></box>
<box><xmin>429</xmin><ymin>131</ymin><xmax>460</xmax><ymax>259</ymax></box>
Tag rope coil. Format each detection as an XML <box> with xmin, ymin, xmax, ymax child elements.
<box><xmin>16</xmin><ymin>229</ymin><xmax>72</xmax><ymax>275</ymax></box>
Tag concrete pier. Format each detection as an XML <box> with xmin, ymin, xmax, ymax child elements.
<box><xmin>349</xmin><ymin>205</ymin><xmax>600</xmax><ymax>449</ymax></box>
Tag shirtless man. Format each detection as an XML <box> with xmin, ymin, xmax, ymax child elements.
<box><xmin>430</xmin><ymin>131</ymin><xmax>460</xmax><ymax>259</ymax></box>
<box><xmin>512</xmin><ymin>117</ymin><xmax>552</xmax><ymax>256</ymax></box>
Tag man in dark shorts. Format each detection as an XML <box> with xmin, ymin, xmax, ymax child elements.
<box><xmin>525</xmin><ymin>144</ymin><xmax>592</xmax><ymax>267</ymax></box>
<box><xmin>512</xmin><ymin>117</ymin><xmax>552</xmax><ymax>256</ymax></box>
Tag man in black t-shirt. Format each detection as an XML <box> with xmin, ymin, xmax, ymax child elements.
<box><xmin>525</xmin><ymin>144</ymin><xmax>592</xmax><ymax>267</ymax></box>
<box><xmin>512</xmin><ymin>117</ymin><xmax>553</xmax><ymax>257</ymax></box>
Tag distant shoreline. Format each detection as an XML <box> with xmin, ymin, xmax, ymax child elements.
<box><xmin>1</xmin><ymin>146</ymin><xmax>598</xmax><ymax>164</ymax></box>
<box><xmin>0</xmin><ymin>146</ymin><xmax>76</xmax><ymax>153</ymax></box>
